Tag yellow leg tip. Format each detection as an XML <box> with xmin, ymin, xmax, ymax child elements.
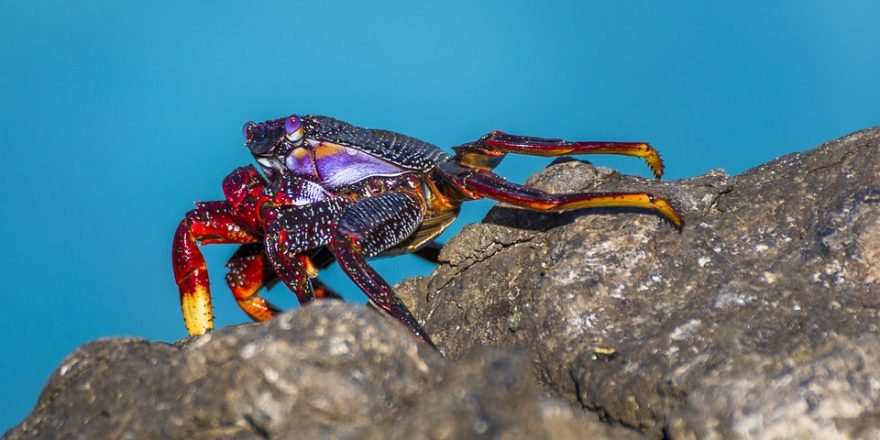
<box><xmin>182</xmin><ymin>285</ymin><xmax>214</xmax><ymax>336</ymax></box>
<box><xmin>652</xmin><ymin>197</ymin><xmax>684</xmax><ymax>229</ymax></box>
<box><xmin>640</xmin><ymin>144</ymin><xmax>665</xmax><ymax>179</ymax></box>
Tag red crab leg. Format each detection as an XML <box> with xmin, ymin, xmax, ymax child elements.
<box><xmin>303</xmin><ymin>244</ymin><xmax>440</xmax><ymax>303</ymax></box>
<box><xmin>173</xmin><ymin>201</ymin><xmax>259</xmax><ymax>335</ymax></box>
<box><xmin>227</xmin><ymin>245</ymin><xmax>344</xmax><ymax>323</ymax></box>
<box><xmin>455</xmin><ymin>131</ymin><xmax>664</xmax><ymax>178</ymax></box>
<box><xmin>440</xmin><ymin>162</ymin><xmax>682</xmax><ymax>229</ymax></box>
<box><xmin>309</xmin><ymin>241</ymin><xmax>443</xmax><ymax>269</ymax></box>
<box><xmin>225</xmin><ymin>243</ymin><xmax>282</xmax><ymax>321</ymax></box>
<box><xmin>328</xmin><ymin>191</ymin><xmax>437</xmax><ymax>348</ymax></box>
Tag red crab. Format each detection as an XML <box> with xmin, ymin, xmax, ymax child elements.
<box><xmin>172</xmin><ymin>115</ymin><xmax>682</xmax><ymax>348</ymax></box>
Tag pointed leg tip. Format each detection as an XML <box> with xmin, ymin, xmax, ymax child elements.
<box><xmin>641</xmin><ymin>144</ymin><xmax>665</xmax><ymax>179</ymax></box>
<box><xmin>671</xmin><ymin>215</ymin><xmax>685</xmax><ymax>231</ymax></box>
<box><xmin>184</xmin><ymin>317</ymin><xmax>214</xmax><ymax>336</ymax></box>
<box><xmin>649</xmin><ymin>195</ymin><xmax>683</xmax><ymax>230</ymax></box>
<box><xmin>660</xmin><ymin>201</ymin><xmax>684</xmax><ymax>230</ymax></box>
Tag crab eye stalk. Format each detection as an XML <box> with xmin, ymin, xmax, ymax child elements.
<box><xmin>243</xmin><ymin>121</ymin><xmax>257</xmax><ymax>143</ymax></box>
<box><xmin>284</xmin><ymin>116</ymin><xmax>304</xmax><ymax>144</ymax></box>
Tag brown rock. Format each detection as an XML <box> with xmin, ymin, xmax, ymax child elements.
<box><xmin>5</xmin><ymin>302</ymin><xmax>622</xmax><ymax>439</ymax></box>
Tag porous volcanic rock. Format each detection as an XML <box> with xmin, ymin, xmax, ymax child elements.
<box><xmin>398</xmin><ymin>127</ymin><xmax>880</xmax><ymax>439</ymax></box>
<box><xmin>5</xmin><ymin>302</ymin><xmax>629</xmax><ymax>440</ymax></box>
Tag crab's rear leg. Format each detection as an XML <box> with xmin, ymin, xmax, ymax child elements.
<box><xmin>173</xmin><ymin>201</ymin><xmax>259</xmax><ymax>335</ymax></box>
<box><xmin>439</xmin><ymin>162</ymin><xmax>683</xmax><ymax>229</ymax></box>
<box><xmin>225</xmin><ymin>243</ymin><xmax>283</xmax><ymax>322</ymax></box>
<box><xmin>227</xmin><ymin>246</ymin><xmax>344</xmax><ymax>324</ymax></box>
<box><xmin>328</xmin><ymin>191</ymin><xmax>437</xmax><ymax>348</ymax></box>
<box><xmin>288</xmin><ymin>246</ymin><xmax>436</xmax><ymax>303</ymax></box>
<box><xmin>455</xmin><ymin>131</ymin><xmax>664</xmax><ymax>178</ymax></box>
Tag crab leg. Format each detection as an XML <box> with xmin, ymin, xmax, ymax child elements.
<box><xmin>264</xmin><ymin>242</ymin><xmax>316</xmax><ymax>303</ymax></box>
<box><xmin>441</xmin><ymin>163</ymin><xmax>682</xmax><ymax>229</ymax></box>
<box><xmin>262</xmin><ymin>198</ymin><xmax>348</xmax><ymax>304</ymax></box>
<box><xmin>228</xmin><ymin>245</ymin><xmax>344</xmax><ymax>324</ymax></box>
<box><xmin>173</xmin><ymin>201</ymin><xmax>259</xmax><ymax>335</ymax></box>
<box><xmin>310</xmin><ymin>241</ymin><xmax>443</xmax><ymax>268</ymax></box>
<box><xmin>225</xmin><ymin>243</ymin><xmax>282</xmax><ymax>321</ymax></box>
<box><xmin>295</xmin><ymin>245</ymin><xmax>433</xmax><ymax>302</ymax></box>
<box><xmin>455</xmin><ymin>131</ymin><xmax>664</xmax><ymax>178</ymax></box>
<box><xmin>329</xmin><ymin>191</ymin><xmax>437</xmax><ymax>348</ymax></box>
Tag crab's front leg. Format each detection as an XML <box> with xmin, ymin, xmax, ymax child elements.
<box><xmin>172</xmin><ymin>201</ymin><xmax>260</xmax><ymax>335</ymax></box>
<box><xmin>328</xmin><ymin>191</ymin><xmax>437</xmax><ymax>348</ymax></box>
<box><xmin>438</xmin><ymin>161</ymin><xmax>683</xmax><ymax>229</ymax></box>
<box><xmin>261</xmin><ymin>198</ymin><xmax>349</xmax><ymax>303</ymax></box>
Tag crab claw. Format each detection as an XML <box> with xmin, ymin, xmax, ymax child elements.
<box><xmin>173</xmin><ymin>221</ymin><xmax>215</xmax><ymax>335</ymax></box>
<box><xmin>172</xmin><ymin>200</ymin><xmax>260</xmax><ymax>336</ymax></box>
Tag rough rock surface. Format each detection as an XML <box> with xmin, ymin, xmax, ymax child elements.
<box><xmin>8</xmin><ymin>128</ymin><xmax>880</xmax><ymax>439</ymax></box>
<box><xmin>397</xmin><ymin>127</ymin><xmax>880</xmax><ymax>438</ymax></box>
<box><xmin>6</xmin><ymin>303</ymin><xmax>628</xmax><ymax>440</ymax></box>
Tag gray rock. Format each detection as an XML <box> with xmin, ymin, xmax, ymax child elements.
<box><xmin>5</xmin><ymin>302</ymin><xmax>624</xmax><ymax>439</ymax></box>
<box><xmin>398</xmin><ymin>128</ymin><xmax>880</xmax><ymax>438</ymax></box>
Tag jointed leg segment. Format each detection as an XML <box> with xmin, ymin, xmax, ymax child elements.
<box><xmin>225</xmin><ymin>243</ymin><xmax>282</xmax><ymax>322</ymax></box>
<box><xmin>444</xmin><ymin>129</ymin><xmax>683</xmax><ymax>229</ymax></box>
<box><xmin>463</xmin><ymin>170</ymin><xmax>683</xmax><ymax>228</ymax></box>
<box><xmin>261</xmin><ymin>199</ymin><xmax>347</xmax><ymax>304</ymax></box>
<box><xmin>455</xmin><ymin>130</ymin><xmax>665</xmax><ymax>178</ymax></box>
<box><xmin>329</xmin><ymin>192</ymin><xmax>437</xmax><ymax>347</ymax></box>
<box><xmin>173</xmin><ymin>201</ymin><xmax>260</xmax><ymax>335</ymax></box>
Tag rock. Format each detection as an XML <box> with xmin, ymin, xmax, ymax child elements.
<box><xmin>666</xmin><ymin>334</ymin><xmax>880</xmax><ymax>440</ymax></box>
<box><xmin>398</xmin><ymin>127</ymin><xmax>880</xmax><ymax>438</ymax></box>
<box><xmin>5</xmin><ymin>302</ymin><xmax>625</xmax><ymax>440</ymax></box>
<box><xmin>367</xmin><ymin>349</ymin><xmax>639</xmax><ymax>440</ymax></box>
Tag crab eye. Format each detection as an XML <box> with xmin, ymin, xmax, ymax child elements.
<box><xmin>284</xmin><ymin>116</ymin><xmax>304</xmax><ymax>143</ymax></box>
<box><xmin>243</xmin><ymin>121</ymin><xmax>257</xmax><ymax>142</ymax></box>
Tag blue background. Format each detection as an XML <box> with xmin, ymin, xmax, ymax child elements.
<box><xmin>2</xmin><ymin>0</ymin><xmax>879</xmax><ymax>431</ymax></box>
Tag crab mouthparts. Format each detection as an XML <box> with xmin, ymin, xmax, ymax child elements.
<box><xmin>256</xmin><ymin>157</ymin><xmax>282</xmax><ymax>169</ymax></box>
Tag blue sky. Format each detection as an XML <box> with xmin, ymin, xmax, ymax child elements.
<box><xmin>1</xmin><ymin>0</ymin><xmax>879</xmax><ymax>431</ymax></box>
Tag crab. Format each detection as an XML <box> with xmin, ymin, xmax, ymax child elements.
<box><xmin>172</xmin><ymin>115</ymin><xmax>682</xmax><ymax>348</ymax></box>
